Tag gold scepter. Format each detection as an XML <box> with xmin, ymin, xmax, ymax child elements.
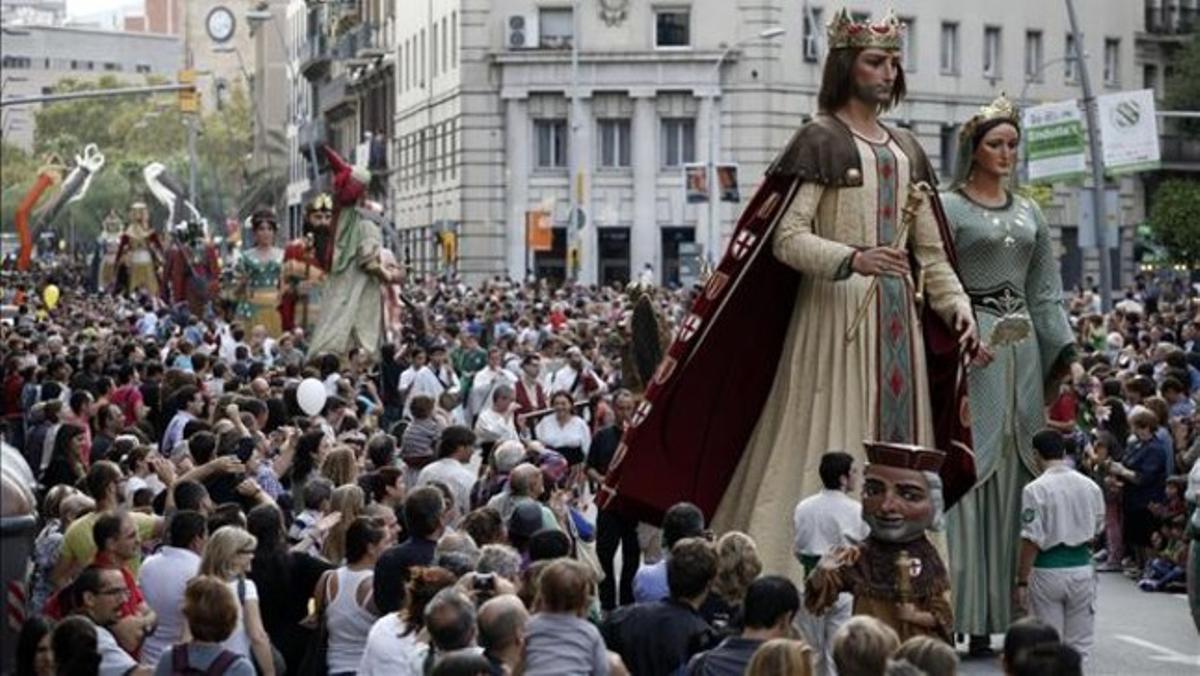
<box><xmin>895</xmin><ymin>548</ymin><xmax>914</xmax><ymax>636</ymax></box>
<box><xmin>844</xmin><ymin>181</ymin><xmax>933</xmax><ymax>343</ymax></box>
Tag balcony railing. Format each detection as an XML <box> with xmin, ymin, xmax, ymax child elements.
<box><xmin>1145</xmin><ymin>2</ymin><xmax>1198</xmax><ymax>34</ymax></box>
<box><xmin>334</xmin><ymin>22</ymin><xmax>378</xmax><ymax>59</ymax></box>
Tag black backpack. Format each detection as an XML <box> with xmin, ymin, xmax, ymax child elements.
<box><xmin>170</xmin><ymin>644</ymin><xmax>239</xmax><ymax>676</ymax></box>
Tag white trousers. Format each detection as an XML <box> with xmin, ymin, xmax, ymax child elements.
<box><xmin>1029</xmin><ymin>565</ymin><xmax>1097</xmax><ymax>660</ymax></box>
<box><xmin>794</xmin><ymin>591</ymin><xmax>853</xmax><ymax>676</ymax></box>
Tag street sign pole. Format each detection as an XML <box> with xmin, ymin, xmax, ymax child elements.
<box><xmin>1065</xmin><ymin>0</ymin><xmax>1113</xmax><ymax>311</ymax></box>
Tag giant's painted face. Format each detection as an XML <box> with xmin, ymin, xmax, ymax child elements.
<box><xmin>861</xmin><ymin>463</ymin><xmax>935</xmax><ymax>543</ymax></box>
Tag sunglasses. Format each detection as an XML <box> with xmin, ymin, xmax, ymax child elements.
<box><xmin>238</xmin><ymin>548</ymin><xmax>256</xmax><ymax>555</ymax></box>
<box><xmin>98</xmin><ymin>587</ymin><xmax>130</xmax><ymax>597</ymax></box>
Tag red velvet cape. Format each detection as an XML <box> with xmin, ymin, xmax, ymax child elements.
<box><xmin>598</xmin><ymin>148</ymin><xmax>977</xmax><ymax>526</ymax></box>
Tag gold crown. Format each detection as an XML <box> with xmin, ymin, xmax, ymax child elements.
<box><xmin>308</xmin><ymin>193</ymin><xmax>334</xmax><ymax>212</ymax></box>
<box><xmin>960</xmin><ymin>93</ymin><xmax>1021</xmax><ymax>142</ymax></box>
<box><xmin>826</xmin><ymin>8</ymin><xmax>904</xmax><ymax>51</ymax></box>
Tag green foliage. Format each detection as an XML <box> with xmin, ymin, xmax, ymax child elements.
<box><xmin>1166</xmin><ymin>33</ymin><xmax>1200</xmax><ymax>136</ymax></box>
<box><xmin>6</xmin><ymin>75</ymin><xmax>276</xmax><ymax>238</ymax></box>
<box><xmin>1017</xmin><ymin>184</ymin><xmax>1054</xmax><ymax>210</ymax></box>
<box><xmin>1147</xmin><ymin>179</ymin><xmax>1200</xmax><ymax>265</ymax></box>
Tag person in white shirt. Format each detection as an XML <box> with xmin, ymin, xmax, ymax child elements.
<box><xmin>408</xmin><ymin>346</ymin><xmax>460</xmax><ymax>418</ymax></box>
<box><xmin>138</xmin><ymin>510</ymin><xmax>207</xmax><ymax>666</ymax></box>
<box><xmin>397</xmin><ymin>347</ymin><xmax>428</xmax><ymax>413</ymax></box>
<box><xmin>1015</xmin><ymin>430</ymin><xmax>1105</xmax><ymax>661</ymax></box>
<box><xmin>792</xmin><ymin>451</ymin><xmax>870</xmax><ymax>676</ymax></box>
<box><xmin>416</xmin><ymin>426</ymin><xmax>478</xmax><ymax>518</ymax></box>
<box><xmin>198</xmin><ymin>526</ymin><xmax>277</xmax><ymax>675</ymax></box>
<box><xmin>533</xmin><ymin>391</ymin><xmax>591</xmax><ymax>468</ymax></box>
<box><xmin>542</xmin><ymin>347</ymin><xmax>606</xmax><ymax>403</ymax></box>
<box><xmin>466</xmin><ymin>348</ymin><xmax>517</xmax><ymax>423</ymax></box>
<box><xmin>474</xmin><ymin>385</ymin><xmax>520</xmax><ymax>450</ymax></box>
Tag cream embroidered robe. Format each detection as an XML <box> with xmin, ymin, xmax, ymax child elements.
<box><xmin>712</xmin><ymin>136</ymin><xmax>973</xmax><ymax>579</ymax></box>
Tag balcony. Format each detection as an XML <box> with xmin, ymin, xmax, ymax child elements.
<box><xmin>1144</xmin><ymin>2</ymin><xmax>1197</xmax><ymax>35</ymax></box>
<box><xmin>334</xmin><ymin>22</ymin><xmax>380</xmax><ymax>61</ymax></box>
<box><xmin>300</xmin><ymin>31</ymin><xmax>331</xmax><ymax>80</ymax></box>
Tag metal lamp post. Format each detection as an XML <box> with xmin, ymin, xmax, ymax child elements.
<box><xmin>708</xmin><ymin>26</ymin><xmax>786</xmax><ymax>264</ymax></box>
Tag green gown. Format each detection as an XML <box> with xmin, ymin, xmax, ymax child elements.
<box><xmin>941</xmin><ymin>190</ymin><xmax>1075</xmax><ymax>636</ymax></box>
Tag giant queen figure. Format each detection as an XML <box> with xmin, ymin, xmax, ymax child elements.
<box><xmin>600</xmin><ymin>9</ymin><xmax>981</xmax><ymax>578</ymax></box>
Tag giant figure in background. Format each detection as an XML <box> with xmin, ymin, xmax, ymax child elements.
<box><xmin>599</xmin><ymin>9</ymin><xmax>980</xmax><ymax>578</ymax></box>
<box><xmin>235</xmin><ymin>209</ymin><xmax>284</xmax><ymax>336</ymax></box>
<box><xmin>306</xmin><ymin>146</ymin><xmax>404</xmax><ymax>359</ymax></box>
<box><xmin>280</xmin><ymin>193</ymin><xmax>334</xmax><ymax>335</ymax></box>
<box><xmin>114</xmin><ymin>202</ymin><xmax>164</xmax><ymax>296</ymax></box>
<box><xmin>164</xmin><ymin>220</ymin><xmax>222</xmax><ymax>318</ymax></box>
<box><xmin>93</xmin><ymin>210</ymin><xmax>123</xmax><ymax>291</ymax></box>
<box><xmin>941</xmin><ymin>95</ymin><xmax>1075</xmax><ymax>650</ymax></box>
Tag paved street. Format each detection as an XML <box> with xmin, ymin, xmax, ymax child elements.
<box><xmin>957</xmin><ymin>573</ymin><xmax>1199</xmax><ymax>675</ymax></box>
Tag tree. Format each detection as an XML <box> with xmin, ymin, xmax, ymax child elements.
<box><xmin>1147</xmin><ymin>179</ymin><xmax>1200</xmax><ymax>265</ymax></box>
<box><xmin>20</xmin><ymin>75</ymin><xmax>260</xmax><ymax>237</ymax></box>
<box><xmin>1166</xmin><ymin>33</ymin><xmax>1200</xmax><ymax>135</ymax></box>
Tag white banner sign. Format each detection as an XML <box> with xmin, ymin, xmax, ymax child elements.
<box><xmin>1023</xmin><ymin>100</ymin><xmax>1087</xmax><ymax>183</ymax></box>
<box><xmin>1077</xmin><ymin>188</ymin><xmax>1120</xmax><ymax>250</ymax></box>
<box><xmin>1097</xmin><ymin>89</ymin><xmax>1161</xmax><ymax>175</ymax></box>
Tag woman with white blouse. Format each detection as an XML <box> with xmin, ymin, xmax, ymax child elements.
<box><xmin>534</xmin><ymin>391</ymin><xmax>591</xmax><ymax>472</ymax></box>
<box><xmin>197</xmin><ymin>526</ymin><xmax>276</xmax><ymax>676</ymax></box>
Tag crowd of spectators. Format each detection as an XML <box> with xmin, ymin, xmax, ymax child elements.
<box><xmin>1</xmin><ymin>258</ymin><xmax>1197</xmax><ymax>676</ymax></box>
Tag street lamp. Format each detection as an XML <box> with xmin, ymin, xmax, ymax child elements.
<box><xmin>707</xmin><ymin>26</ymin><xmax>786</xmax><ymax>263</ymax></box>
<box><xmin>1018</xmin><ymin>52</ymin><xmax>1090</xmax><ymax>105</ymax></box>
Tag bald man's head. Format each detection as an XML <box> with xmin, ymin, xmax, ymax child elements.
<box><xmin>508</xmin><ymin>464</ymin><xmax>543</xmax><ymax>498</ymax></box>
<box><xmin>477</xmin><ymin>594</ymin><xmax>528</xmax><ymax>653</ymax></box>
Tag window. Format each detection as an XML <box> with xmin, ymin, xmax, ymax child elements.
<box><xmin>420</xmin><ymin>28</ymin><xmax>426</xmax><ymax>86</ymax></box>
<box><xmin>2</xmin><ymin>55</ymin><xmax>31</xmax><ymax>69</ymax></box>
<box><xmin>1143</xmin><ymin>64</ymin><xmax>1159</xmax><ymax>96</ymax></box>
<box><xmin>661</xmin><ymin>118</ymin><xmax>695</xmax><ymax>167</ymax></box>
<box><xmin>598</xmin><ymin>119</ymin><xmax>632</xmax><ymax>168</ymax></box>
<box><xmin>441</xmin><ymin>123</ymin><xmax>449</xmax><ymax>180</ymax></box>
<box><xmin>539</xmin><ymin>7</ymin><xmax>573</xmax><ymax>49</ymax></box>
<box><xmin>655</xmin><ymin>9</ymin><xmax>690</xmax><ymax>48</ymax></box>
<box><xmin>441</xmin><ymin>17</ymin><xmax>448</xmax><ymax>72</ymax></box>
<box><xmin>432</xmin><ymin>22</ymin><xmax>438</xmax><ymax>78</ymax></box>
<box><xmin>405</xmin><ymin>38</ymin><xmax>412</xmax><ymax>91</ymax></box>
<box><xmin>939</xmin><ymin>124</ymin><xmax>959</xmax><ymax>177</ymax></box>
<box><xmin>1104</xmin><ymin>38</ymin><xmax>1120</xmax><ymax>86</ymax></box>
<box><xmin>451</xmin><ymin>12</ymin><xmax>458</xmax><ymax>68</ymax></box>
<box><xmin>899</xmin><ymin>17</ymin><xmax>916</xmax><ymax>71</ymax></box>
<box><xmin>535</xmin><ymin>119</ymin><xmax>568</xmax><ymax>169</ymax></box>
<box><xmin>1024</xmin><ymin>30</ymin><xmax>1043</xmax><ymax>80</ymax></box>
<box><xmin>939</xmin><ymin>22</ymin><xmax>959</xmax><ymax>74</ymax></box>
<box><xmin>1065</xmin><ymin>33</ymin><xmax>1080</xmax><ymax>82</ymax></box>
<box><xmin>449</xmin><ymin>120</ymin><xmax>457</xmax><ymax>178</ymax></box>
<box><xmin>103</xmin><ymin>62</ymin><xmax>121</xmax><ymax>71</ymax></box>
<box><xmin>983</xmin><ymin>26</ymin><xmax>1001</xmax><ymax>78</ymax></box>
<box><xmin>802</xmin><ymin>7</ymin><xmax>823</xmax><ymax>62</ymax></box>
<box><xmin>418</xmin><ymin>129</ymin><xmax>427</xmax><ymax>184</ymax></box>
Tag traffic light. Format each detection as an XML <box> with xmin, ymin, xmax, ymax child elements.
<box><xmin>177</xmin><ymin>69</ymin><xmax>199</xmax><ymax>113</ymax></box>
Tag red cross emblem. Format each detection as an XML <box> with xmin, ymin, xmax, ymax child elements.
<box><xmin>731</xmin><ymin>230</ymin><xmax>758</xmax><ymax>261</ymax></box>
<box><xmin>676</xmin><ymin>313</ymin><xmax>703</xmax><ymax>343</ymax></box>
<box><xmin>630</xmin><ymin>401</ymin><xmax>652</xmax><ymax>428</ymax></box>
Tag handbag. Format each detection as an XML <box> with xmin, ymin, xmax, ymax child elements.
<box><xmin>294</xmin><ymin>572</ymin><xmax>333</xmax><ymax>676</ymax></box>
<box><xmin>566</xmin><ymin>508</ymin><xmax>605</xmax><ymax>583</ymax></box>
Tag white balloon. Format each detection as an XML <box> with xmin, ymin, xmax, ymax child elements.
<box><xmin>297</xmin><ymin>378</ymin><xmax>327</xmax><ymax>416</ymax></box>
